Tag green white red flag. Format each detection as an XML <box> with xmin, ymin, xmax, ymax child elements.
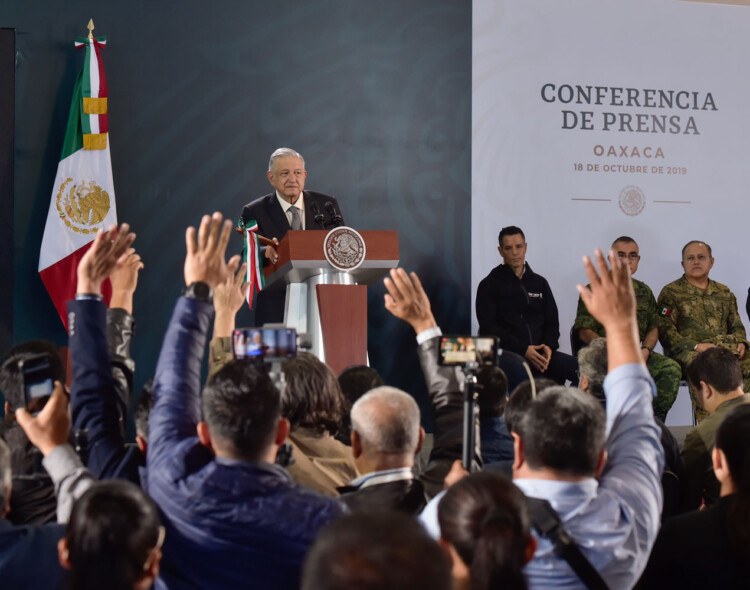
<box><xmin>38</xmin><ymin>34</ymin><xmax>118</xmax><ymax>328</ymax></box>
<box><xmin>238</xmin><ymin>218</ymin><xmax>265</xmax><ymax>308</ymax></box>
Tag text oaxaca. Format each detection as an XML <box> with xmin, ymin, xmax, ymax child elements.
<box><xmin>541</xmin><ymin>83</ymin><xmax>718</xmax><ymax>135</ymax></box>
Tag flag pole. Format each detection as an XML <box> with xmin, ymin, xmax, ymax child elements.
<box><xmin>87</xmin><ymin>19</ymin><xmax>95</xmax><ymax>40</ymax></box>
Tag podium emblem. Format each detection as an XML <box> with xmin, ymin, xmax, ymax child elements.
<box><xmin>324</xmin><ymin>226</ymin><xmax>366</xmax><ymax>271</ymax></box>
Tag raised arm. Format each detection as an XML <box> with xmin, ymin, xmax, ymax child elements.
<box><xmin>384</xmin><ymin>268</ymin><xmax>480</xmax><ymax>492</ymax></box>
<box><xmin>69</xmin><ymin>224</ymin><xmax>143</xmax><ymax>483</ymax></box>
<box><xmin>148</xmin><ymin>213</ymin><xmax>238</xmax><ymax>468</ymax></box>
<box><xmin>578</xmin><ymin>250</ymin><xmax>663</xmax><ymax>563</ymax></box>
<box><xmin>208</xmin><ymin>262</ymin><xmax>248</xmax><ymax>380</ymax></box>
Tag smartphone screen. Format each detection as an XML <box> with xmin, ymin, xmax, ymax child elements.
<box><xmin>438</xmin><ymin>336</ymin><xmax>498</xmax><ymax>366</ymax></box>
<box><xmin>20</xmin><ymin>354</ymin><xmax>55</xmax><ymax>414</ymax></box>
<box><xmin>232</xmin><ymin>328</ymin><xmax>297</xmax><ymax>362</ymax></box>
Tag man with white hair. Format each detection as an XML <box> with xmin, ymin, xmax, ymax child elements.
<box><xmin>338</xmin><ymin>386</ymin><xmax>427</xmax><ymax>514</ymax></box>
<box><xmin>239</xmin><ymin>147</ymin><xmax>345</xmax><ymax>324</ymax></box>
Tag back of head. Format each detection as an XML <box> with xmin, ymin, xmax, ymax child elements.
<box><xmin>202</xmin><ymin>359</ymin><xmax>281</xmax><ymax>461</ymax></box>
<box><xmin>0</xmin><ymin>340</ymin><xmax>64</xmax><ymax>412</ymax></box>
<box><xmin>338</xmin><ymin>365</ymin><xmax>385</xmax><ymax>406</ymax></box>
<box><xmin>282</xmin><ymin>352</ymin><xmax>347</xmax><ymax>436</ymax></box>
<box><xmin>504</xmin><ymin>378</ymin><xmax>556</xmax><ymax>435</ymax></box>
<box><xmin>477</xmin><ymin>366</ymin><xmax>509</xmax><ymax>420</ymax></box>
<box><xmin>715</xmin><ymin>403</ymin><xmax>750</xmax><ymax>559</ymax></box>
<box><xmin>66</xmin><ymin>480</ymin><xmax>161</xmax><ymax>590</ymax></box>
<box><xmin>577</xmin><ymin>338</ymin><xmax>608</xmax><ymax>398</ymax></box>
<box><xmin>687</xmin><ymin>347</ymin><xmax>743</xmax><ymax>393</ymax></box>
<box><xmin>520</xmin><ymin>386</ymin><xmax>606</xmax><ymax>477</ymax></box>
<box><xmin>438</xmin><ymin>471</ymin><xmax>530</xmax><ymax>590</ymax></box>
<box><xmin>350</xmin><ymin>386</ymin><xmax>420</xmax><ymax>455</ymax></box>
<box><xmin>302</xmin><ymin>510</ymin><xmax>451</xmax><ymax>590</ymax></box>
<box><xmin>134</xmin><ymin>379</ymin><xmax>154</xmax><ymax>442</ymax></box>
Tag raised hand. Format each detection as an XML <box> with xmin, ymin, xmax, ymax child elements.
<box><xmin>76</xmin><ymin>223</ymin><xmax>136</xmax><ymax>295</ymax></box>
<box><xmin>213</xmin><ymin>262</ymin><xmax>249</xmax><ymax>339</ymax></box>
<box><xmin>110</xmin><ymin>249</ymin><xmax>144</xmax><ymax>313</ymax></box>
<box><xmin>184</xmin><ymin>212</ymin><xmax>240</xmax><ymax>289</ymax></box>
<box><xmin>383</xmin><ymin>268</ymin><xmax>437</xmax><ymax>334</ymax></box>
<box><xmin>577</xmin><ymin>249</ymin><xmax>641</xmax><ymax>368</ymax></box>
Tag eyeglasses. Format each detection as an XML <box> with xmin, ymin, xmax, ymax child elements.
<box><xmin>616</xmin><ymin>252</ymin><xmax>639</xmax><ymax>260</ymax></box>
<box><xmin>142</xmin><ymin>526</ymin><xmax>166</xmax><ymax>572</ymax></box>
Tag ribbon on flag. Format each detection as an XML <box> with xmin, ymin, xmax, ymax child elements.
<box><xmin>238</xmin><ymin>217</ymin><xmax>265</xmax><ymax>309</ymax></box>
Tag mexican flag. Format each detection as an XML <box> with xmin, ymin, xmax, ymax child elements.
<box><xmin>38</xmin><ymin>34</ymin><xmax>118</xmax><ymax>329</ymax></box>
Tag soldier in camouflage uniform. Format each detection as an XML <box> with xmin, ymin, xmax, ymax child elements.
<box><xmin>657</xmin><ymin>240</ymin><xmax>750</xmax><ymax>421</ymax></box>
<box><xmin>574</xmin><ymin>236</ymin><xmax>681</xmax><ymax>421</ymax></box>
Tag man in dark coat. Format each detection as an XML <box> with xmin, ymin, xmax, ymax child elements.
<box><xmin>476</xmin><ymin>225</ymin><xmax>577</xmax><ymax>391</ymax></box>
<box><xmin>239</xmin><ymin>147</ymin><xmax>344</xmax><ymax>325</ymax></box>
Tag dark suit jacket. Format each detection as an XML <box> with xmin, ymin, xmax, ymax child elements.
<box><xmin>240</xmin><ymin>191</ymin><xmax>344</xmax><ymax>324</ymax></box>
<box><xmin>640</xmin><ymin>495</ymin><xmax>749</xmax><ymax>588</ymax></box>
<box><xmin>240</xmin><ymin>191</ymin><xmax>344</xmax><ymax>243</ymax></box>
<box><xmin>68</xmin><ymin>299</ymin><xmax>145</xmax><ymax>486</ymax></box>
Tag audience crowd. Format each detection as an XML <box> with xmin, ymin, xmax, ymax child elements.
<box><xmin>1</xmin><ymin>213</ymin><xmax>749</xmax><ymax>589</ymax></box>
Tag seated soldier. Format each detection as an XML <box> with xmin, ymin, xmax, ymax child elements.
<box><xmin>657</xmin><ymin>240</ymin><xmax>750</xmax><ymax>421</ymax></box>
<box><xmin>681</xmin><ymin>347</ymin><xmax>750</xmax><ymax>511</ymax></box>
<box><xmin>574</xmin><ymin>236</ymin><xmax>681</xmax><ymax>421</ymax></box>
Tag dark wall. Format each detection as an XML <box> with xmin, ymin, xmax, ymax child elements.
<box><xmin>0</xmin><ymin>28</ymin><xmax>14</xmax><ymax>355</ymax></box>
<box><xmin>5</xmin><ymin>1</ymin><xmax>471</xmax><ymax>428</ymax></box>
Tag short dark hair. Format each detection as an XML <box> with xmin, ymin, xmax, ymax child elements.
<box><xmin>715</xmin><ymin>404</ymin><xmax>750</xmax><ymax>561</ymax></box>
<box><xmin>686</xmin><ymin>347</ymin><xmax>743</xmax><ymax>394</ymax></box>
<box><xmin>66</xmin><ymin>480</ymin><xmax>161</xmax><ymax>590</ymax></box>
<box><xmin>611</xmin><ymin>236</ymin><xmax>637</xmax><ymax>249</ymax></box>
<box><xmin>0</xmin><ymin>341</ymin><xmax>65</xmax><ymax>412</ymax></box>
<box><xmin>498</xmin><ymin>226</ymin><xmax>525</xmax><ymax>246</ymax></box>
<box><xmin>681</xmin><ymin>240</ymin><xmax>712</xmax><ymax>259</ymax></box>
<box><xmin>477</xmin><ymin>366</ymin><xmax>509</xmax><ymax>419</ymax></box>
<box><xmin>282</xmin><ymin>352</ymin><xmax>347</xmax><ymax>436</ymax></box>
<box><xmin>338</xmin><ymin>365</ymin><xmax>385</xmax><ymax>406</ymax></box>
<box><xmin>438</xmin><ymin>472</ymin><xmax>531</xmax><ymax>590</ymax></box>
<box><xmin>520</xmin><ymin>386</ymin><xmax>606</xmax><ymax>477</ymax></box>
<box><xmin>133</xmin><ymin>380</ymin><xmax>154</xmax><ymax>441</ymax></box>
<box><xmin>504</xmin><ymin>378</ymin><xmax>556</xmax><ymax>435</ymax></box>
<box><xmin>302</xmin><ymin>511</ymin><xmax>451</xmax><ymax>590</ymax></box>
<box><xmin>201</xmin><ymin>360</ymin><xmax>281</xmax><ymax>461</ymax></box>
<box><xmin>337</xmin><ymin>365</ymin><xmax>385</xmax><ymax>444</ymax></box>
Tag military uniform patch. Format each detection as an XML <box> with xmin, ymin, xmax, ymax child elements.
<box><xmin>660</xmin><ymin>307</ymin><xmax>671</xmax><ymax>317</ymax></box>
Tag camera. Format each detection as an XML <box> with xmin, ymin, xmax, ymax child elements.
<box><xmin>19</xmin><ymin>354</ymin><xmax>55</xmax><ymax>415</ymax></box>
<box><xmin>437</xmin><ymin>335</ymin><xmax>498</xmax><ymax>367</ymax></box>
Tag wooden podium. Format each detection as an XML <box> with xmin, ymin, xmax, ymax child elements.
<box><xmin>262</xmin><ymin>230</ymin><xmax>399</xmax><ymax>374</ymax></box>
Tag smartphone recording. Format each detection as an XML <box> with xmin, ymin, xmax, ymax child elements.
<box><xmin>19</xmin><ymin>354</ymin><xmax>55</xmax><ymax>415</ymax></box>
<box><xmin>438</xmin><ymin>336</ymin><xmax>498</xmax><ymax>366</ymax></box>
<box><xmin>232</xmin><ymin>328</ymin><xmax>297</xmax><ymax>362</ymax></box>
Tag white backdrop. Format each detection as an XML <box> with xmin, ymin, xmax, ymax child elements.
<box><xmin>471</xmin><ymin>0</ymin><xmax>750</xmax><ymax>351</ymax></box>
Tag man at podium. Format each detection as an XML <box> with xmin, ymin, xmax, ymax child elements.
<box><xmin>240</xmin><ymin>147</ymin><xmax>345</xmax><ymax>324</ymax></box>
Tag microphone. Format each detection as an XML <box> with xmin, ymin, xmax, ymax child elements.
<box><xmin>324</xmin><ymin>201</ymin><xmax>344</xmax><ymax>227</ymax></box>
<box><xmin>310</xmin><ymin>201</ymin><xmax>325</xmax><ymax>227</ymax></box>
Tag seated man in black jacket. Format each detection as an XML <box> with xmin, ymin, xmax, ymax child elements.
<box><xmin>476</xmin><ymin>225</ymin><xmax>577</xmax><ymax>391</ymax></box>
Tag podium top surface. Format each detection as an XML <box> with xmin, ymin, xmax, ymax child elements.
<box><xmin>263</xmin><ymin>230</ymin><xmax>399</xmax><ymax>288</ymax></box>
